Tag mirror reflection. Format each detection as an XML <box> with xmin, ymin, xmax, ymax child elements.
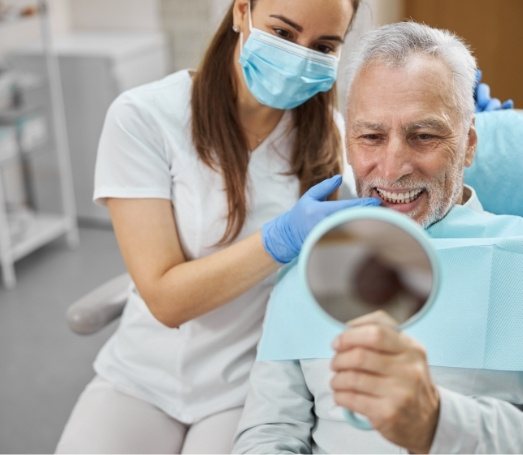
<box><xmin>306</xmin><ymin>218</ymin><xmax>433</xmax><ymax>325</ymax></box>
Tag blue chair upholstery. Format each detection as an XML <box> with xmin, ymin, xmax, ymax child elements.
<box><xmin>465</xmin><ymin>110</ymin><xmax>523</xmax><ymax>217</ymax></box>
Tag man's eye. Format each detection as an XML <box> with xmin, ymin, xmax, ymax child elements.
<box><xmin>360</xmin><ymin>134</ymin><xmax>382</xmax><ymax>142</ymax></box>
<box><xmin>415</xmin><ymin>134</ymin><xmax>437</xmax><ymax>141</ymax></box>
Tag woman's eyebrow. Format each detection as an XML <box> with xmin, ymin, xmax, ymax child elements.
<box><xmin>318</xmin><ymin>35</ymin><xmax>344</xmax><ymax>43</ymax></box>
<box><xmin>269</xmin><ymin>15</ymin><xmax>344</xmax><ymax>43</ymax></box>
<box><xmin>269</xmin><ymin>14</ymin><xmax>303</xmax><ymax>32</ymax></box>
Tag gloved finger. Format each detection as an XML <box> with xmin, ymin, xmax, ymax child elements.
<box><xmin>475</xmin><ymin>83</ymin><xmax>491</xmax><ymax>110</ymax></box>
<box><xmin>501</xmin><ymin>99</ymin><xmax>514</xmax><ymax>109</ymax></box>
<box><xmin>474</xmin><ymin>68</ymin><xmax>482</xmax><ymax>86</ymax></box>
<box><xmin>319</xmin><ymin>197</ymin><xmax>381</xmax><ymax>217</ymax></box>
<box><xmin>484</xmin><ymin>97</ymin><xmax>501</xmax><ymax>111</ymax></box>
<box><xmin>305</xmin><ymin>175</ymin><xmax>342</xmax><ymax>201</ymax></box>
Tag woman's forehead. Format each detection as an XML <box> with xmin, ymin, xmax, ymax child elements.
<box><xmin>253</xmin><ymin>0</ymin><xmax>354</xmax><ymax>35</ymax></box>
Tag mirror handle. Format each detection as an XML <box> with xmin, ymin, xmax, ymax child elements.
<box><xmin>343</xmin><ymin>409</ymin><xmax>374</xmax><ymax>430</ymax></box>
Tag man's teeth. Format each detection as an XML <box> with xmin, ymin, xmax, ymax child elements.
<box><xmin>376</xmin><ymin>188</ymin><xmax>423</xmax><ymax>204</ymax></box>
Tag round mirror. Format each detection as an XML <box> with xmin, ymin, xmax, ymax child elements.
<box><xmin>301</xmin><ymin>207</ymin><xmax>439</xmax><ymax>330</ymax></box>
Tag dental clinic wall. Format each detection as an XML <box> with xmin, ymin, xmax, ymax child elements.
<box><xmin>68</xmin><ymin>0</ymin><xmax>231</xmax><ymax>72</ymax></box>
<box><xmin>404</xmin><ymin>0</ymin><xmax>523</xmax><ymax>108</ymax></box>
<box><xmin>0</xmin><ymin>0</ymin><xmax>403</xmax><ymax>97</ymax></box>
<box><xmin>65</xmin><ymin>0</ymin><xmax>403</xmax><ymax>87</ymax></box>
<box><xmin>0</xmin><ymin>0</ymin><xmax>70</xmax><ymax>55</ymax></box>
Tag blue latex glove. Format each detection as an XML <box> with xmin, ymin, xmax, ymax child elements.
<box><xmin>262</xmin><ymin>175</ymin><xmax>381</xmax><ymax>263</ymax></box>
<box><xmin>474</xmin><ymin>69</ymin><xmax>514</xmax><ymax>112</ymax></box>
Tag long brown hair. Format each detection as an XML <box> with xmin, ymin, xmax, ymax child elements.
<box><xmin>192</xmin><ymin>0</ymin><xmax>360</xmax><ymax>244</ymax></box>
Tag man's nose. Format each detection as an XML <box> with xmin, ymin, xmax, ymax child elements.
<box><xmin>378</xmin><ymin>136</ymin><xmax>414</xmax><ymax>182</ymax></box>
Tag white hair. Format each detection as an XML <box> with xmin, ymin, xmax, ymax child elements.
<box><xmin>344</xmin><ymin>21</ymin><xmax>477</xmax><ymax>122</ymax></box>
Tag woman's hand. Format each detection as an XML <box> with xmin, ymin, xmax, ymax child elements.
<box><xmin>262</xmin><ymin>175</ymin><xmax>380</xmax><ymax>263</ymax></box>
<box><xmin>475</xmin><ymin>69</ymin><xmax>514</xmax><ymax>112</ymax></box>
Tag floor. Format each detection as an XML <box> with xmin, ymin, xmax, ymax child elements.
<box><xmin>0</xmin><ymin>226</ymin><xmax>125</xmax><ymax>453</ymax></box>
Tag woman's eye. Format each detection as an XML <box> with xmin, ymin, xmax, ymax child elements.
<box><xmin>273</xmin><ymin>28</ymin><xmax>292</xmax><ymax>40</ymax></box>
<box><xmin>315</xmin><ymin>44</ymin><xmax>335</xmax><ymax>54</ymax></box>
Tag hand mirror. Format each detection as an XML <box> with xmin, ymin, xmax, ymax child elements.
<box><xmin>299</xmin><ymin>207</ymin><xmax>440</xmax><ymax>430</ymax></box>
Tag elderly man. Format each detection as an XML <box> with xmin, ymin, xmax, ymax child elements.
<box><xmin>233</xmin><ymin>22</ymin><xmax>523</xmax><ymax>454</ymax></box>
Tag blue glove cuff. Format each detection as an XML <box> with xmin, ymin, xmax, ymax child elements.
<box><xmin>262</xmin><ymin>215</ymin><xmax>300</xmax><ymax>264</ymax></box>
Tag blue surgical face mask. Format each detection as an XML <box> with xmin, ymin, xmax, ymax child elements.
<box><xmin>238</xmin><ymin>5</ymin><xmax>339</xmax><ymax>110</ymax></box>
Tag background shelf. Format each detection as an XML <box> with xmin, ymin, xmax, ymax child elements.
<box><xmin>0</xmin><ymin>0</ymin><xmax>78</xmax><ymax>290</ymax></box>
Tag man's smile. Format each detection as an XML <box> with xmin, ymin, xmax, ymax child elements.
<box><xmin>373</xmin><ymin>187</ymin><xmax>427</xmax><ymax>214</ymax></box>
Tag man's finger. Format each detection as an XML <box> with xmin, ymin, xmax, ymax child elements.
<box><xmin>331</xmin><ymin>370</ymin><xmax>386</xmax><ymax>398</ymax></box>
<box><xmin>331</xmin><ymin>346</ymin><xmax>392</xmax><ymax>375</ymax></box>
<box><xmin>333</xmin><ymin>323</ymin><xmax>406</xmax><ymax>354</ymax></box>
<box><xmin>347</xmin><ymin>309</ymin><xmax>399</xmax><ymax>328</ymax></box>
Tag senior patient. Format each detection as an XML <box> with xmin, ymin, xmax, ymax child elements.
<box><xmin>233</xmin><ymin>22</ymin><xmax>523</xmax><ymax>454</ymax></box>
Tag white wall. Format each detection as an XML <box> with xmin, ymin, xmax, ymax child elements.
<box><xmin>366</xmin><ymin>0</ymin><xmax>404</xmax><ymax>26</ymax></box>
<box><xmin>68</xmin><ymin>0</ymin><xmax>161</xmax><ymax>31</ymax></box>
<box><xmin>159</xmin><ymin>0</ymin><xmax>232</xmax><ymax>71</ymax></box>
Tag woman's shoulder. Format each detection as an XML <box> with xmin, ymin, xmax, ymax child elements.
<box><xmin>112</xmin><ymin>69</ymin><xmax>193</xmax><ymax>120</ymax></box>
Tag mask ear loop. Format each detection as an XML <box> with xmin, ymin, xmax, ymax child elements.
<box><xmin>247</xmin><ymin>0</ymin><xmax>253</xmax><ymax>31</ymax></box>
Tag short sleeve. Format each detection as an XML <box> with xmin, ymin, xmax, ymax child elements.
<box><xmin>93</xmin><ymin>92</ymin><xmax>173</xmax><ymax>206</ymax></box>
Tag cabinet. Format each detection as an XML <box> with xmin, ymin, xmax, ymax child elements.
<box><xmin>0</xmin><ymin>0</ymin><xmax>78</xmax><ymax>289</ymax></box>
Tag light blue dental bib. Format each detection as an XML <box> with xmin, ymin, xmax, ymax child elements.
<box><xmin>257</xmin><ymin>205</ymin><xmax>523</xmax><ymax>370</ymax></box>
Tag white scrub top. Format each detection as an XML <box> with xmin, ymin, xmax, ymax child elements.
<box><xmin>92</xmin><ymin>70</ymin><xmax>305</xmax><ymax>423</ymax></box>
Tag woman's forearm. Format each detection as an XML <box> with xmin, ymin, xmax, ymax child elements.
<box><xmin>148</xmin><ymin>231</ymin><xmax>278</xmax><ymax>327</ymax></box>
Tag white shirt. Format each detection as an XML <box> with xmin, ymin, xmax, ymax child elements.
<box><xmin>93</xmin><ymin>70</ymin><xmax>303</xmax><ymax>423</ymax></box>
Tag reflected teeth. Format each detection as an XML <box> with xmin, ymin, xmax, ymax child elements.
<box><xmin>376</xmin><ymin>188</ymin><xmax>423</xmax><ymax>204</ymax></box>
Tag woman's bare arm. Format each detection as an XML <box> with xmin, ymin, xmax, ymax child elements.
<box><xmin>107</xmin><ymin>198</ymin><xmax>278</xmax><ymax>328</ymax></box>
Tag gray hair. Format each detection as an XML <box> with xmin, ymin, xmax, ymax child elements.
<box><xmin>344</xmin><ymin>21</ymin><xmax>477</xmax><ymax>123</ymax></box>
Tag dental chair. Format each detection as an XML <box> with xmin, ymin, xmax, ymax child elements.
<box><xmin>66</xmin><ymin>110</ymin><xmax>523</xmax><ymax>335</ymax></box>
<box><xmin>67</xmin><ymin>272</ymin><xmax>131</xmax><ymax>334</ymax></box>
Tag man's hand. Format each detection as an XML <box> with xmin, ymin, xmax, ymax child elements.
<box><xmin>330</xmin><ymin>311</ymin><xmax>440</xmax><ymax>453</ymax></box>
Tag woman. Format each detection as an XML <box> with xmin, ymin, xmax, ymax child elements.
<box><xmin>56</xmin><ymin>0</ymin><xmax>374</xmax><ymax>453</ymax></box>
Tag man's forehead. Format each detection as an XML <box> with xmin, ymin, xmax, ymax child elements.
<box><xmin>359</xmin><ymin>55</ymin><xmax>453</xmax><ymax>85</ymax></box>
<box><xmin>347</xmin><ymin>57</ymin><xmax>459</xmax><ymax>133</ymax></box>
<box><xmin>348</xmin><ymin>56</ymin><xmax>455</xmax><ymax>105</ymax></box>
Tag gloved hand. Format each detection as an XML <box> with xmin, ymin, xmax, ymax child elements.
<box><xmin>474</xmin><ymin>69</ymin><xmax>514</xmax><ymax>112</ymax></box>
<box><xmin>262</xmin><ymin>175</ymin><xmax>381</xmax><ymax>263</ymax></box>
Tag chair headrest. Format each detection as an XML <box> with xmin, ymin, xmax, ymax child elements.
<box><xmin>465</xmin><ymin>110</ymin><xmax>523</xmax><ymax>217</ymax></box>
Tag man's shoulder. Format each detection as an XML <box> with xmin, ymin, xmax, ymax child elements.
<box><xmin>428</xmin><ymin>205</ymin><xmax>523</xmax><ymax>239</ymax></box>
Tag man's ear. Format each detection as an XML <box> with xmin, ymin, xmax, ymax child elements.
<box><xmin>464</xmin><ymin>117</ymin><xmax>477</xmax><ymax>168</ymax></box>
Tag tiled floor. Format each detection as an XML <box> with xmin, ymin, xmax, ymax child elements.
<box><xmin>0</xmin><ymin>227</ymin><xmax>125</xmax><ymax>453</ymax></box>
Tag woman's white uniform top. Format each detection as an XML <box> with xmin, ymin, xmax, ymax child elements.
<box><xmin>92</xmin><ymin>69</ymin><xmax>304</xmax><ymax>423</ymax></box>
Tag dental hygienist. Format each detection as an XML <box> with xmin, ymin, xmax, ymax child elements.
<box><xmin>55</xmin><ymin>0</ymin><xmax>380</xmax><ymax>453</ymax></box>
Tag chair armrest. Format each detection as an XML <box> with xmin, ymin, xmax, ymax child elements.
<box><xmin>67</xmin><ymin>273</ymin><xmax>132</xmax><ymax>335</ymax></box>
